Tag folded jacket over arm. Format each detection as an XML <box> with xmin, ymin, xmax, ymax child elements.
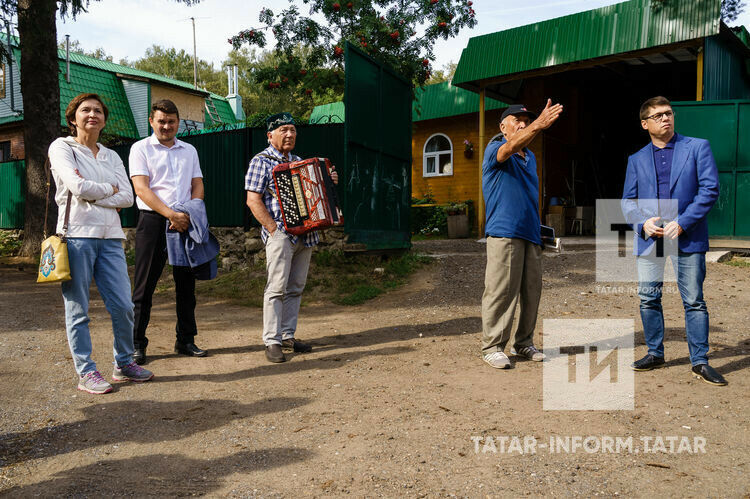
<box><xmin>166</xmin><ymin>199</ymin><xmax>220</xmax><ymax>279</ymax></box>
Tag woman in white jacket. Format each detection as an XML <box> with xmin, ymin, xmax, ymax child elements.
<box><xmin>49</xmin><ymin>93</ymin><xmax>153</xmax><ymax>394</ymax></box>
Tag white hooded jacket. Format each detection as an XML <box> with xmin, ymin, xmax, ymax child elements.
<box><xmin>48</xmin><ymin>136</ymin><xmax>133</xmax><ymax>239</ymax></box>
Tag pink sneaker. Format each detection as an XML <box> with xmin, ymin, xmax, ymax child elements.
<box><xmin>112</xmin><ymin>362</ymin><xmax>154</xmax><ymax>382</ymax></box>
<box><xmin>78</xmin><ymin>371</ymin><xmax>113</xmax><ymax>394</ymax></box>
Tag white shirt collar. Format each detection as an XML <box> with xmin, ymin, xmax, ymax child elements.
<box><xmin>148</xmin><ymin>133</ymin><xmax>183</xmax><ymax>149</ymax></box>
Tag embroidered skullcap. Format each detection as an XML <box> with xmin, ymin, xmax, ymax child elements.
<box><xmin>266</xmin><ymin>112</ymin><xmax>295</xmax><ymax>132</ymax></box>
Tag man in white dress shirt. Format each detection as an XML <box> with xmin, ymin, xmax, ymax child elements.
<box><xmin>129</xmin><ymin>99</ymin><xmax>207</xmax><ymax>364</ymax></box>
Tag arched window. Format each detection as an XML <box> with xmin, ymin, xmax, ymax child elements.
<box><xmin>423</xmin><ymin>133</ymin><xmax>453</xmax><ymax>177</ymax></box>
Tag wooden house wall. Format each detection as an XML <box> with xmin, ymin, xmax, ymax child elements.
<box><xmin>150</xmin><ymin>84</ymin><xmax>206</xmax><ymax>123</ymax></box>
<box><xmin>411</xmin><ymin>109</ymin><xmax>543</xmax><ymax>210</ymax></box>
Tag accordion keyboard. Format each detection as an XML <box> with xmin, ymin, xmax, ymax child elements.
<box><xmin>274</xmin><ymin>170</ymin><xmax>304</xmax><ymax>227</ymax></box>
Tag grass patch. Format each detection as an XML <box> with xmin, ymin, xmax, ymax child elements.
<box><xmin>125</xmin><ymin>248</ymin><xmax>136</xmax><ymax>266</ymax></box>
<box><xmin>724</xmin><ymin>256</ymin><xmax>750</xmax><ymax>268</ymax></box>
<box><xmin>185</xmin><ymin>249</ymin><xmax>431</xmax><ymax>307</ymax></box>
<box><xmin>0</xmin><ymin>230</ymin><xmax>22</xmax><ymax>257</ymax></box>
<box><xmin>193</xmin><ymin>261</ymin><xmax>267</xmax><ymax>307</ymax></box>
<box><xmin>336</xmin><ymin>284</ymin><xmax>383</xmax><ymax>305</ymax></box>
<box><xmin>310</xmin><ymin>250</ymin><xmax>431</xmax><ymax>306</ymax></box>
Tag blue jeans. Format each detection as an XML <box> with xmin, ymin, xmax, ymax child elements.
<box><xmin>61</xmin><ymin>238</ymin><xmax>135</xmax><ymax>375</ymax></box>
<box><xmin>637</xmin><ymin>251</ymin><xmax>709</xmax><ymax>366</ymax></box>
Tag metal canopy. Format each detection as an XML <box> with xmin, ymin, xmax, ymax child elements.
<box><xmin>453</xmin><ymin>0</ymin><xmax>721</xmax><ymax>99</ymax></box>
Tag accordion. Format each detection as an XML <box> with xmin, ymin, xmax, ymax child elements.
<box><xmin>272</xmin><ymin>157</ymin><xmax>344</xmax><ymax>236</ymax></box>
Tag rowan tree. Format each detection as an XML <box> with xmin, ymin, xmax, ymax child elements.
<box><xmin>721</xmin><ymin>0</ymin><xmax>745</xmax><ymax>21</ymax></box>
<box><xmin>228</xmin><ymin>0</ymin><xmax>477</xmax><ymax>98</ymax></box>
<box><xmin>652</xmin><ymin>0</ymin><xmax>745</xmax><ymax>22</ymax></box>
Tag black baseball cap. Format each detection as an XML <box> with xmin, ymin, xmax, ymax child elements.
<box><xmin>500</xmin><ymin>104</ymin><xmax>537</xmax><ymax>122</ymax></box>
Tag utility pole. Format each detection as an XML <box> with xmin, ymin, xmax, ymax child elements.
<box><xmin>191</xmin><ymin>16</ymin><xmax>197</xmax><ymax>89</ymax></box>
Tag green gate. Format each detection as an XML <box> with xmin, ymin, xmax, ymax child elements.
<box><xmin>673</xmin><ymin>100</ymin><xmax>750</xmax><ymax>238</ymax></box>
<box><xmin>0</xmin><ymin>160</ymin><xmax>25</xmax><ymax>229</ymax></box>
<box><xmin>343</xmin><ymin>43</ymin><xmax>412</xmax><ymax>250</ymax></box>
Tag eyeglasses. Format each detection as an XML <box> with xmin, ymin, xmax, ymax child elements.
<box><xmin>644</xmin><ymin>110</ymin><xmax>675</xmax><ymax>122</ymax></box>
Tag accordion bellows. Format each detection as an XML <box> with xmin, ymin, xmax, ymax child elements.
<box><xmin>272</xmin><ymin>157</ymin><xmax>344</xmax><ymax>236</ymax></box>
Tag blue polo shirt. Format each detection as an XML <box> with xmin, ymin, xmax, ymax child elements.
<box><xmin>482</xmin><ymin>138</ymin><xmax>541</xmax><ymax>245</ymax></box>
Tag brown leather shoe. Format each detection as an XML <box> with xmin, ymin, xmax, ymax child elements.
<box><xmin>265</xmin><ymin>344</ymin><xmax>286</xmax><ymax>363</ymax></box>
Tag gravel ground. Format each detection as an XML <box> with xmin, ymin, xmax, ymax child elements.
<box><xmin>0</xmin><ymin>238</ymin><xmax>748</xmax><ymax>497</ymax></box>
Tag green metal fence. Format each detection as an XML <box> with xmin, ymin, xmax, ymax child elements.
<box><xmin>673</xmin><ymin>99</ymin><xmax>750</xmax><ymax>237</ymax></box>
<box><xmin>4</xmin><ymin>86</ymin><xmax>413</xmax><ymax>251</ymax></box>
<box><xmin>2</xmin><ymin>126</ymin><xmax>344</xmax><ymax>230</ymax></box>
<box><xmin>112</xmin><ymin>124</ymin><xmax>345</xmax><ymax>227</ymax></box>
<box><xmin>0</xmin><ymin>160</ymin><xmax>25</xmax><ymax>229</ymax></box>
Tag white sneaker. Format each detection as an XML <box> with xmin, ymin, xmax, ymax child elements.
<box><xmin>483</xmin><ymin>351</ymin><xmax>511</xmax><ymax>369</ymax></box>
<box><xmin>78</xmin><ymin>371</ymin><xmax>113</xmax><ymax>394</ymax></box>
<box><xmin>511</xmin><ymin>345</ymin><xmax>546</xmax><ymax>362</ymax></box>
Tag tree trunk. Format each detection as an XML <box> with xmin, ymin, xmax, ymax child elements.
<box><xmin>18</xmin><ymin>0</ymin><xmax>60</xmax><ymax>257</ymax></box>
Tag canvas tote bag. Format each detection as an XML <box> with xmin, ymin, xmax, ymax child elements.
<box><xmin>37</xmin><ymin>157</ymin><xmax>72</xmax><ymax>283</ymax></box>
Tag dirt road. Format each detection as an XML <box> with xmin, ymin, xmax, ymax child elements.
<box><xmin>1</xmin><ymin>239</ymin><xmax>748</xmax><ymax>497</ymax></box>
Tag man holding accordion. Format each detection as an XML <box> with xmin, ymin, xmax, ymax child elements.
<box><xmin>245</xmin><ymin>112</ymin><xmax>339</xmax><ymax>363</ymax></box>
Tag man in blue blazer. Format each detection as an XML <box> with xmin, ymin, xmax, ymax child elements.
<box><xmin>621</xmin><ymin>96</ymin><xmax>726</xmax><ymax>386</ymax></box>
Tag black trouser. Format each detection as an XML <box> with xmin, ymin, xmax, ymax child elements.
<box><xmin>132</xmin><ymin>210</ymin><xmax>197</xmax><ymax>349</ymax></box>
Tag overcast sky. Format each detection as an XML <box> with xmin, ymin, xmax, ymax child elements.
<box><xmin>55</xmin><ymin>0</ymin><xmax>750</xmax><ymax>73</ymax></box>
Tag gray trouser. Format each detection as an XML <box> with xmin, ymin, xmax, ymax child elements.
<box><xmin>481</xmin><ymin>236</ymin><xmax>542</xmax><ymax>354</ymax></box>
<box><xmin>262</xmin><ymin>230</ymin><xmax>312</xmax><ymax>346</ymax></box>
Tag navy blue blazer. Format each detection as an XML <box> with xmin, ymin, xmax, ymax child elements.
<box><xmin>621</xmin><ymin>133</ymin><xmax>719</xmax><ymax>255</ymax></box>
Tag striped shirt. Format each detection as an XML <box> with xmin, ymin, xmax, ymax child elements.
<box><xmin>244</xmin><ymin>145</ymin><xmax>319</xmax><ymax>247</ymax></box>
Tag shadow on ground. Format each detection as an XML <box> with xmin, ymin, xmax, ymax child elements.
<box><xmin>0</xmin><ymin>397</ymin><xmax>309</xmax><ymax>467</ymax></box>
<box><xmin>2</xmin><ymin>447</ymin><xmax>311</xmax><ymax>497</ymax></box>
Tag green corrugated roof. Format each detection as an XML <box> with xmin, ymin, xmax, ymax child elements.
<box><xmin>412</xmin><ymin>81</ymin><xmax>505</xmax><ymax>121</ymax></box>
<box><xmin>59</xmin><ymin>61</ymin><xmax>140</xmax><ymax>138</ymax></box>
<box><xmin>309</xmin><ymin>81</ymin><xmax>507</xmax><ymax>124</ymax></box>
<box><xmin>205</xmin><ymin>93</ymin><xmax>239</xmax><ymax>125</ymax></box>
<box><xmin>309</xmin><ymin>102</ymin><xmax>345</xmax><ymax>124</ymax></box>
<box><xmin>453</xmin><ymin>0</ymin><xmax>722</xmax><ymax>88</ymax></box>
<box><xmin>0</xmin><ymin>115</ymin><xmax>22</xmax><ymax>126</ymax></box>
<box><xmin>60</xmin><ymin>48</ymin><xmax>209</xmax><ymax>95</ymax></box>
<box><xmin>4</xmin><ymin>33</ymin><xmax>217</xmax><ymax>97</ymax></box>
<box><xmin>61</xmin><ymin>51</ymin><xmax>240</xmax><ymax>126</ymax></box>
<box><xmin>9</xmin><ymin>46</ymin><xmax>139</xmax><ymax>138</ymax></box>
<box><xmin>1</xmin><ymin>34</ymin><xmax>239</xmax><ymax>137</ymax></box>
<box><xmin>733</xmin><ymin>26</ymin><xmax>750</xmax><ymax>49</ymax></box>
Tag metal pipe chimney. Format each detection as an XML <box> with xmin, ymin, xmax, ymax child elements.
<box><xmin>65</xmin><ymin>35</ymin><xmax>70</xmax><ymax>83</ymax></box>
<box><xmin>226</xmin><ymin>67</ymin><xmax>232</xmax><ymax>94</ymax></box>
<box><xmin>233</xmin><ymin>65</ymin><xmax>238</xmax><ymax>95</ymax></box>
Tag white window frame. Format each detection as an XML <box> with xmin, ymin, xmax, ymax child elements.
<box><xmin>423</xmin><ymin>133</ymin><xmax>453</xmax><ymax>178</ymax></box>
